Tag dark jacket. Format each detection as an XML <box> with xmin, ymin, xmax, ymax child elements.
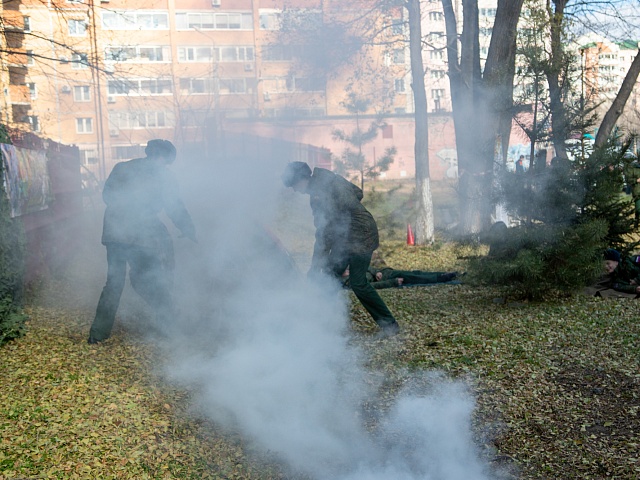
<box><xmin>101</xmin><ymin>157</ymin><xmax>195</xmax><ymax>250</ymax></box>
<box><xmin>608</xmin><ymin>255</ymin><xmax>640</xmax><ymax>294</ymax></box>
<box><xmin>307</xmin><ymin>168</ymin><xmax>378</xmax><ymax>270</ymax></box>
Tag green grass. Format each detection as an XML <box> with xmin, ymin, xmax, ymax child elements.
<box><xmin>1</xmin><ymin>216</ymin><xmax>639</xmax><ymax>478</ymax></box>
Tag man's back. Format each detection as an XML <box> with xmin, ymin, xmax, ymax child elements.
<box><xmin>101</xmin><ymin>157</ymin><xmax>174</xmax><ymax>249</ymax></box>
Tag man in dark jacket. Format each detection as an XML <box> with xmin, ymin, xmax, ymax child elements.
<box><xmin>88</xmin><ymin>139</ymin><xmax>196</xmax><ymax>344</ymax></box>
<box><xmin>603</xmin><ymin>248</ymin><xmax>640</xmax><ymax>296</ymax></box>
<box><xmin>282</xmin><ymin>161</ymin><xmax>400</xmax><ymax>337</ymax></box>
<box><xmin>342</xmin><ymin>267</ymin><xmax>458</xmax><ymax>289</ymax></box>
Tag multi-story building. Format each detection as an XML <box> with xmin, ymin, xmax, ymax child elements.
<box><xmin>1</xmin><ymin>1</ymin><xmax>33</xmax><ymax>131</ymax></box>
<box><xmin>5</xmin><ymin>1</ymin><xmax>638</xmax><ymax>183</ymax></box>
<box><xmin>12</xmin><ymin>0</ymin><xmax>416</xmax><ymax>181</ymax></box>
<box><xmin>579</xmin><ymin>36</ymin><xmax>640</xmax><ymax>142</ymax></box>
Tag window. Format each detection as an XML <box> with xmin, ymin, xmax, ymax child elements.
<box><xmin>391</xmin><ymin>19</ymin><xmax>404</xmax><ymax>35</ymax></box>
<box><xmin>428</xmin><ymin>11</ymin><xmax>443</xmax><ymax>21</ymax></box>
<box><xmin>394</xmin><ymin>78</ymin><xmax>405</xmax><ymax>93</ymax></box>
<box><xmin>108</xmin><ymin>111</ymin><xmax>176</xmax><ymax>129</ymax></box>
<box><xmin>429</xmin><ymin>50</ymin><xmax>443</xmax><ymax>60</ymax></box>
<box><xmin>26</xmin><ymin>50</ymin><xmax>34</xmax><ymax>66</ymax></box>
<box><xmin>107</xmin><ymin>78</ymin><xmax>172</xmax><ymax>95</ymax></box>
<box><xmin>139</xmin><ymin>46</ymin><xmax>166</xmax><ymax>62</ymax></box>
<box><xmin>392</xmin><ymin>49</ymin><xmax>406</xmax><ymax>64</ymax></box>
<box><xmin>69</xmin><ymin>19</ymin><xmax>87</xmax><ymax>36</ymax></box>
<box><xmin>23</xmin><ymin>16</ymin><xmax>31</xmax><ymax>32</ymax></box>
<box><xmin>219</xmin><ymin>78</ymin><xmax>248</xmax><ymax>94</ymax></box>
<box><xmin>71</xmin><ymin>53</ymin><xmax>89</xmax><ymax>69</ymax></box>
<box><xmin>79</xmin><ymin>146</ymin><xmax>99</xmax><ymax>166</ymax></box>
<box><xmin>105</xmin><ymin>46</ymin><xmax>171</xmax><ymax>63</ymax></box>
<box><xmin>431</xmin><ymin>88</ymin><xmax>445</xmax><ymax>99</ymax></box>
<box><xmin>220</xmin><ymin>46</ymin><xmax>254</xmax><ymax>62</ymax></box>
<box><xmin>262</xmin><ymin>76</ymin><xmax>322</xmax><ymax>93</ymax></box>
<box><xmin>179</xmin><ymin>77</ymin><xmax>256</xmax><ymax>95</ymax></box>
<box><xmin>103</xmin><ymin>11</ymin><xmax>169</xmax><ymax>30</ymax></box>
<box><xmin>177</xmin><ymin>46</ymin><xmax>254</xmax><ymax>63</ymax></box>
<box><xmin>112</xmin><ymin>145</ymin><xmax>145</xmax><ymax>160</ymax></box>
<box><xmin>430</xmin><ymin>69</ymin><xmax>446</xmax><ymax>79</ymax></box>
<box><xmin>140</xmin><ymin>79</ymin><xmax>172</xmax><ymax>94</ymax></box>
<box><xmin>26</xmin><ymin>115</ymin><xmax>40</xmax><ymax>132</ymax></box>
<box><xmin>74</xmin><ymin>85</ymin><xmax>91</xmax><ymax>102</ymax></box>
<box><xmin>76</xmin><ymin>117</ymin><xmax>93</xmax><ymax>133</ymax></box>
<box><xmin>175</xmin><ymin>12</ymin><xmax>253</xmax><ymax>30</ymax></box>
<box><xmin>261</xmin><ymin>44</ymin><xmax>302</xmax><ymax>62</ymax></box>
<box><xmin>179</xmin><ymin>78</ymin><xmax>215</xmax><ymax>94</ymax></box>
<box><xmin>178</xmin><ymin>46</ymin><xmax>213</xmax><ymax>62</ymax></box>
<box><xmin>27</xmin><ymin>82</ymin><xmax>37</xmax><ymax>99</ymax></box>
<box><xmin>428</xmin><ymin>31</ymin><xmax>444</xmax><ymax>43</ymax></box>
<box><xmin>259</xmin><ymin>11</ymin><xmax>281</xmax><ymax>30</ymax></box>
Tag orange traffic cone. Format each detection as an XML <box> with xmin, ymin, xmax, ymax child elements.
<box><xmin>407</xmin><ymin>224</ymin><xmax>415</xmax><ymax>246</ymax></box>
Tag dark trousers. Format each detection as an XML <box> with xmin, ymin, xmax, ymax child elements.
<box><xmin>329</xmin><ymin>252</ymin><xmax>397</xmax><ymax>328</ymax></box>
<box><xmin>382</xmin><ymin>270</ymin><xmax>442</xmax><ymax>284</ymax></box>
<box><xmin>90</xmin><ymin>243</ymin><xmax>174</xmax><ymax>341</ymax></box>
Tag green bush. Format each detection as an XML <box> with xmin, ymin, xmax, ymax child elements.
<box><xmin>470</xmin><ymin>220</ymin><xmax>608</xmax><ymax>299</ymax></box>
<box><xmin>0</xmin><ymin>296</ymin><xmax>27</xmax><ymax>344</ymax></box>
<box><xmin>471</xmin><ymin>143</ymin><xmax>636</xmax><ymax>299</ymax></box>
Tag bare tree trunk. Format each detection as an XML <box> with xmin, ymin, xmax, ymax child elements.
<box><xmin>443</xmin><ymin>0</ymin><xmax>523</xmax><ymax>234</ymax></box>
<box><xmin>443</xmin><ymin>0</ymin><xmax>484</xmax><ymax>233</ymax></box>
<box><xmin>545</xmin><ymin>0</ymin><xmax>570</xmax><ymax>160</ymax></box>
<box><xmin>408</xmin><ymin>0</ymin><xmax>434</xmax><ymax>244</ymax></box>
<box><xmin>595</xmin><ymin>49</ymin><xmax>640</xmax><ymax>147</ymax></box>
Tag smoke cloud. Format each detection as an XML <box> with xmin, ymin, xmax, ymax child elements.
<box><xmin>151</xmin><ymin>155</ymin><xmax>497</xmax><ymax>479</ymax></box>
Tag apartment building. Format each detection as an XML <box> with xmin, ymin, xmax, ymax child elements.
<box><xmin>9</xmin><ymin>0</ymin><xmax>413</xmax><ymax>180</ymax></box>
<box><xmin>580</xmin><ymin>36</ymin><xmax>640</xmax><ymax>138</ymax></box>
<box><xmin>1</xmin><ymin>1</ymin><xmax>32</xmax><ymax>131</ymax></box>
<box><xmin>6</xmin><ymin>1</ymin><xmax>638</xmax><ymax>183</ymax></box>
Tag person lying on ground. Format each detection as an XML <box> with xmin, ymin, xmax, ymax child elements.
<box><xmin>342</xmin><ymin>266</ymin><xmax>459</xmax><ymax>289</ymax></box>
<box><xmin>602</xmin><ymin>248</ymin><xmax>640</xmax><ymax>295</ymax></box>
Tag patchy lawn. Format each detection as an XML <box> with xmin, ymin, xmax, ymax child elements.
<box><xmin>1</xmin><ymin>241</ymin><xmax>638</xmax><ymax>479</ymax></box>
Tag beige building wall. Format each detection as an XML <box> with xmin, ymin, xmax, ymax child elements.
<box><xmin>16</xmin><ymin>0</ymin><xmax>415</xmax><ymax>181</ymax></box>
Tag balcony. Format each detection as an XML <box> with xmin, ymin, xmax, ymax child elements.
<box><xmin>7</xmin><ymin>51</ymin><xmax>28</xmax><ymax>69</ymax></box>
<box><xmin>9</xmin><ymin>84</ymin><xmax>31</xmax><ymax>106</ymax></box>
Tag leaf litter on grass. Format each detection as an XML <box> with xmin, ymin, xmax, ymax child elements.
<box><xmin>0</xmin><ymin>240</ymin><xmax>638</xmax><ymax>479</ymax></box>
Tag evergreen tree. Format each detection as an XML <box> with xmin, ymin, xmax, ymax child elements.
<box><xmin>331</xmin><ymin>94</ymin><xmax>395</xmax><ymax>190</ymax></box>
<box><xmin>471</xmin><ymin>142</ymin><xmax>637</xmax><ymax>299</ymax></box>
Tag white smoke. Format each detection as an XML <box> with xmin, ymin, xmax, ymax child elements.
<box><xmin>156</xmin><ymin>155</ymin><xmax>496</xmax><ymax>479</ymax></box>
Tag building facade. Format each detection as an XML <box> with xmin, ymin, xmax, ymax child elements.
<box><xmin>3</xmin><ymin>1</ymin><xmax>639</xmax><ymax>183</ymax></box>
<box><xmin>11</xmin><ymin>0</ymin><xmax>416</xmax><ymax>180</ymax></box>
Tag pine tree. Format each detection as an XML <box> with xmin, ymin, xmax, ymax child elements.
<box><xmin>471</xmin><ymin>142</ymin><xmax>637</xmax><ymax>299</ymax></box>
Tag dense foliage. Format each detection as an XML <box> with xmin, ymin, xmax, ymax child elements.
<box><xmin>471</xmin><ymin>143</ymin><xmax>638</xmax><ymax>299</ymax></box>
<box><xmin>0</xmin><ymin>125</ymin><xmax>28</xmax><ymax>345</ymax></box>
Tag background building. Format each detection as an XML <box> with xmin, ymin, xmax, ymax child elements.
<box><xmin>13</xmin><ymin>0</ymin><xmax>413</xmax><ymax>181</ymax></box>
<box><xmin>3</xmin><ymin>0</ymin><xmax>639</xmax><ymax>183</ymax></box>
